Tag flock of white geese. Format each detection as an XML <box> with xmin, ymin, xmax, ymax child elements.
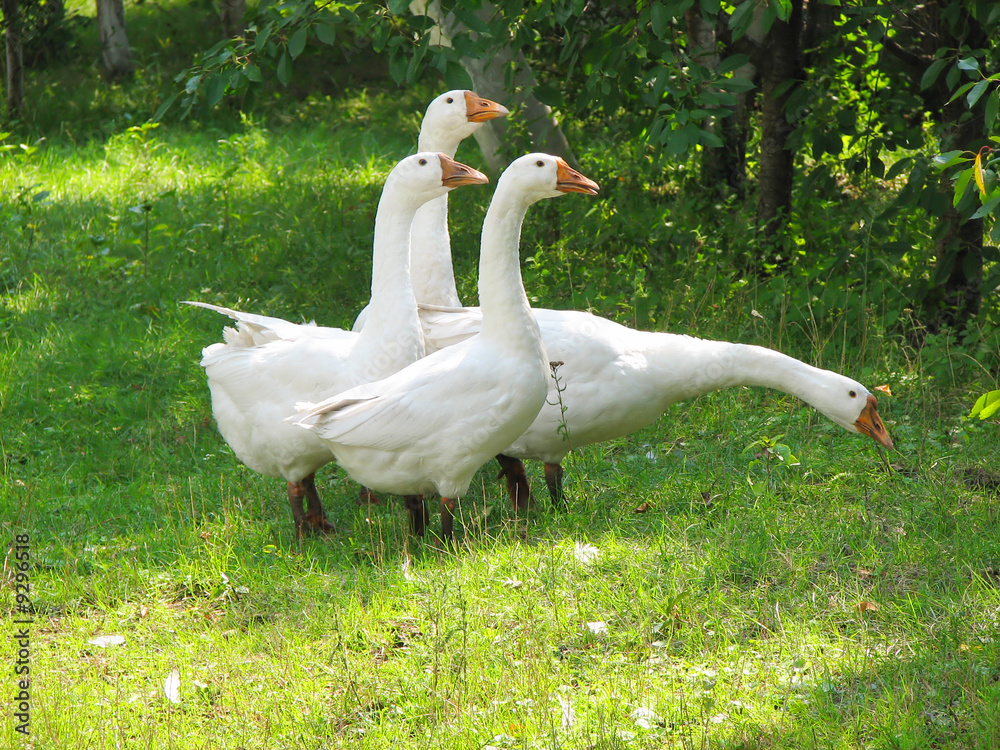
<box><xmin>186</xmin><ymin>90</ymin><xmax>894</xmax><ymax>542</ymax></box>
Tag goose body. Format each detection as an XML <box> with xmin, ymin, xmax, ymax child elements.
<box><xmin>186</xmin><ymin>153</ymin><xmax>488</xmax><ymax>531</ymax></box>
<box><xmin>418</xmin><ymin>305</ymin><xmax>894</xmax><ymax>503</ymax></box>
<box><xmin>293</xmin><ymin>154</ymin><xmax>600</xmax><ymax>540</ymax></box>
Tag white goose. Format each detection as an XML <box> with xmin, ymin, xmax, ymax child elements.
<box><xmin>352</xmin><ymin>90</ymin><xmax>508</xmax><ymax>329</ymax></box>
<box><xmin>419</xmin><ymin>305</ymin><xmax>895</xmax><ymax>505</ymax></box>
<box><xmin>291</xmin><ymin>154</ymin><xmax>600</xmax><ymax>541</ymax></box>
<box><xmin>185</xmin><ymin>153</ymin><xmax>488</xmax><ymax>532</ymax></box>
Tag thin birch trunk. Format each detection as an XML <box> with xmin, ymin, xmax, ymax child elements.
<box><xmin>96</xmin><ymin>0</ymin><xmax>133</xmax><ymax>81</ymax></box>
<box><xmin>220</xmin><ymin>0</ymin><xmax>246</xmax><ymax>40</ymax></box>
<box><xmin>3</xmin><ymin>0</ymin><xmax>24</xmax><ymax>120</ymax></box>
<box><xmin>409</xmin><ymin>0</ymin><xmax>577</xmax><ymax>173</ymax></box>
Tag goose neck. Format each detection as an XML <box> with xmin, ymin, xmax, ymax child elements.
<box><xmin>408</xmin><ymin>193</ymin><xmax>460</xmax><ymax>307</ymax></box>
<box><xmin>477</xmin><ymin>196</ymin><xmax>535</xmax><ymax>340</ymax></box>
<box><xmin>361</xmin><ymin>187</ymin><xmax>421</xmax><ymax>337</ymax></box>
<box><xmin>417</xmin><ymin>133</ymin><xmax>460</xmax><ymax>158</ymax></box>
<box><xmin>646</xmin><ymin>337</ymin><xmax>819</xmax><ymax>404</ymax></box>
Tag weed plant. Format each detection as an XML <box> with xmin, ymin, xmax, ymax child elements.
<box><xmin>2</xmin><ymin>2</ymin><xmax>1000</xmax><ymax>748</ymax></box>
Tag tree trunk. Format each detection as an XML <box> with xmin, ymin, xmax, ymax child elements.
<box><xmin>756</xmin><ymin>0</ymin><xmax>804</xmax><ymax>261</ymax></box>
<box><xmin>220</xmin><ymin>0</ymin><xmax>246</xmax><ymax>40</ymax></box>
<box><xmin>96</xmin><ymin>0</ymin><xmax>133</xmax><ymax>81</ymax></box>
<box><xmin>409</xmin><ymin>0</ymin><xmax>577</xmax><ymax>174</ymax></box>
<box><xmin>3</xmin><ymin>0</ymin><xmax>24</xmax><ymax>120</ymax></box>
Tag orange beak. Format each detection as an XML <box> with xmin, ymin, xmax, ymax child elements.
<box><xmin>438</xmin><ymin>154</ymin><xmax>489</xmax><ymax>187</ymax></box>
<box><xmin>555</xmin><ymin>158</ymin><xmax>600</xmax><ymax>195</ymax></box>
<box><xmin>854</xmin><ymin>394</ymin><xmax>894</xmax><ymax>450</ymax></box>
<box><xmin>464</xmin><ymin>91</ymin><xmax>509</xmax><ymax>123</ymax></box>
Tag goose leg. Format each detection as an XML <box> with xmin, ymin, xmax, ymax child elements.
<box><xmin>440</xmin><ymin>497</ymin><xmax>457</xmax><ymax>543</ymax></box>
<box><xmin>403</xmin><ymin>495</ymin><xmax>429</xmax><ymax>536</ymax></box>
<box><xmin>286</xmin><ymin>480</ymin><xmax>308</xmax><ymax>530</ymax></box>
<box><xmin>301</xmin><ymin>473</ymin><xmax>335</xmax><ymax>533</ymax></box>
<box><xmin>496</xmin><ymin>454</ymin><xmax>533</xmax><ymax>510</ymax></box>
<box><xmin>358</xmin><ymin>485</ymin><xmax>383</xmax><ymax>505</ymax></box>
<box><xmin>543</xmin><ymin>463</ymin><xmax>565</xmax><ymax>509</ymax></box>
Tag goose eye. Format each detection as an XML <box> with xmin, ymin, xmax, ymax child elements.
<box><xmin>446</xmin><ymin>97</ymin><xmax>454</xmax><ymax>103</ymax></box>
<box><xmin>849</xmin><ymin>390</ymin><xmax>857</xmax><ymax>398</ymax></box>
<box><xmin>418</xmin><ymin>158</ymin><xmax>428</xmax><ymax>166</ymax></box>
<box><xmin>536</xmin><ymin>160</ymin><xmax>544</xmax><ymax>167</ymax></box>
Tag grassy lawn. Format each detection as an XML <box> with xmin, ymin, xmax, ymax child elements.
<box><xmin>4</xmin><ymin>4</ymin><xmax>1000</xmax><ymax>748</ymax></box>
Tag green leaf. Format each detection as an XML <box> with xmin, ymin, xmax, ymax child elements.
<box><xmin>244</xmin><ymin>64</ymin><xmax>263</xmax><ymax>83</ymax></box>
<box><xmin>287</xmin><ymin>26</ymin><xmax>308</xmax><ymax>59</ymax></box>
<box><xmin>932</xmin><ymin>150</ymin><xmax>968</xmax><ymax>170</ymax></box>
<box><xmin>957</xmin><ymin>56</ymin><xmax>980</xmax><ymax>71</ymax></box>
<box><xmin>969</xmin><ymin>390</ymin><xmax>1000</xmax><ymax>420</ymax></box>
<box><xmin>770</xmin><ymin>78</ymin><xmax>796</xmax><ymax>100</ymax></box>
<box><xmin>646</xmin><ymin>116</ymin><xmax>665</xmax><ymax>146</ymax></box>
<box><xmin>920</xmin><ymin>58</ymin><xmax>947</xmax><ymax>90</ymax></box>
<box><xmin>666</xmin><ymin>128</ymin><xmax>690</xmax><ymax>155</ymax></box>
<box><xmin>953</xmin><ymin>167</ymin><xmax>973</xmax><ymax>207</ymax></box>
<box><xmin>869</xmin><ymin>153</ymin><xmax>885</xmax><ymax>179</ymax></box>
<box><xmin>758</xmin><ymin>7</ymin><xmax>777</xmax><ymax>36</ymax></box>
<box><xmin>885</xmin><ymin>156</ymin><xmax>912</xmax><ymax>181</ymax></box>
<box><xmin>443</xmin><ymin>59</ymin><xmax>472</xmax><ymax>90</ymax></box>
<box><xmin>967</xmin><ymin>79</ymin><xmax>990</xmax><ymax>108</ymax></box>
<box><xmin>769</xmin><ymin>0</ymin><xmax>792</xmax><ymax>21</ymax></box>
<box><xmin>717</xmin><ymin>53</ymin><xmax>749</xmax><ymax>75</ymax></box>
<box><xmin>533</xmin><ymin>84</ymin><xmax>565</xmax><ymax>108</ymax></box>
<box><xmin>986</xmin><ymin>89</ymin><xmax>999</xmax><ymax>128</ymax></box>
<box><xmin>206</xmin><ymin>74</ymin><xmax>228</xmax><ymax>108</ymax></box>
<box><xmin>717</xmin><ymin>76</ymin><xmax>756</xmax><ymax>93</ymax></box>
<box><xmin>813</xmin><ymin>129</ymin><xmax>841</xmax><ymax>158</ymax></box>
<box><xmin>406</xmin><ymin>39</ymin><xmax>428</xmax><ymax>83</ymax></box>
<box><xmin>152</xmin><ymin>91</ymin><xmax>180</xmax><ymax>122</ymax></box>
<box><xmin>947</xmin><ymin>79</ymin><xmax>977</xmax><ymax>104</ymax></box>
<box><xmin>651</xmin><ymin>2</ymin><xmax>670</xmax><ymax>37</ymax></box>
<box><xmin>729</xmin><ymin>0</ymin><xmax>754</xmax><ymax>38</ymax></box>
<box><xmin>276</xmin><ymin>52</ymin><xmax>292</xmax><ymax>86</ymax></box>
<box><xmin>388</xmin><ymin>50</ymin><xmax>407</xmax><ymax>84</ymax></box>
<box><xmin>946</xmin><ymin>65</ymin><xmax>960</xmax><ymax>90</ymax></box>
<box><xmin>970</xmin><ymin>193</ymin><xmax>1000</xmax><ymax>219</ymax></box>
<box><xmin>254</xmin><ymin>25</ymin><xmax>272</xmax><ymax>53</ymax></box>
<box><xmin>701</xmin><ymin>130</ymin><xmax>725</xmax><ymax>148</ymax></box>
<box><xmin>315</xmin><ymin>22</ymin><xmax>336</xmax><ymax>46</ymax></box>
<box><xmin>452</xmin><ymin>6</ymin><xmax>490</xmax><ymax>33</ymax></box>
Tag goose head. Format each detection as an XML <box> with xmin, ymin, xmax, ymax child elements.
<box><xmin>499</xmin><ymin>153</ymin><xmax>600</xmax><ymax>205</ymax></box>
<box><xmin>419</xmin><ymin>90</ymin><xmax>509</xmax><ymax>152</ymax></box>
<box><xmin>808</xmin><ymin>374</ymin><xmax>894</xmax><ymax>449</ymax></box>
<box><xmin>385</xmin><ymin>152</ymin><xmax>489</xmax><ymax>209</ymax></box>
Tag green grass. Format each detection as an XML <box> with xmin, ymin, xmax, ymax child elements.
<box><xmin>4</xmin><ymin>3</ymin><xmax>1000</xmax><ymax>748</ymax></box>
